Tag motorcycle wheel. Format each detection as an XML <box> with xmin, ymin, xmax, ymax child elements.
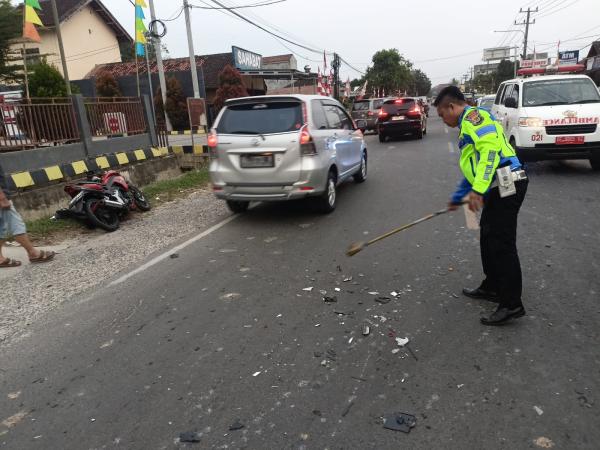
<box><xmin>84</xmin><ymin>198</ymin><xmax>120</xmax><ymax>232</ymax></box>
<box><xmin>130</xmin><ymin>185</ymin><xmax>151</xmax><ymax>211</ymax></box>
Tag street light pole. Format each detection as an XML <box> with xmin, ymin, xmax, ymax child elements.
<box><xmin>183</xmin><ymin>0</ymin><xmax>200</xmax><ymax>98</ymax></box>
<box><xmin>50</xmin><ymin>0</ymin><xmax>71</xmax><ymax>95</ymax></box>
<box><xmin>147</xmin><ymin>0</ymin><xmax>172</xmax><ymax>131</ymax></box>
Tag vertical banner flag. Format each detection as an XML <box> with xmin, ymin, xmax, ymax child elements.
<box><xmin>135</xmin><ymin>0</ymin><xmax>147</xmax><ymax>56</ymax></box>
<box><xmin>23</xmin><ymin>0</ymin><xmax>43</xmax><ymax>43</ymax></box>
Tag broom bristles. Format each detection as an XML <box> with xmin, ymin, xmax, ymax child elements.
<box><xmin>346</xmin><ymin>242</ymin><xmax>365</xmax><ymax>257</ymax></box>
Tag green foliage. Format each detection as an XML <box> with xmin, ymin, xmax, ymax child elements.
<box><xmin>0</xmin><ymin>0</ymin><xmax>23</xmax><ymax>83</ymax></box>
<box><xmin>95</xmin><ymin>71</ymin><xmax>122</xmax><ymax>97</ymax></box>
<box><xmin>364</xmin><ymin>49</ymin><xmax>413</xmax><ymax>95</ymax></box>
<box><xmin>155</xmin><ymin>76</ymin><xmax>189</xmax><ymax>130</ymax></box>
<box><xmin>28</xmin><ymin>62</ymin><xmax>76</xmax><ymax>97</ymax></box>
<box><xmin>410</xmin><ymin>69</ymin><xmax>432</xmax><ymax>96</ymax></box>
<box><xmin>213</xmin><ymin>65</ymin><xmax>249</xmax><ymax>112</ymax></box>
<box><xmin>496</xmin><ymin>59</ymin><xmax>516</xmax><ymax>86</ymax></box>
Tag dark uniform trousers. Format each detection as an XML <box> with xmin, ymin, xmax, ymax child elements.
<box><xmin>479</xmin><ymin>179</ymin><xmax>528</xmax><ymax>309</ymax></box>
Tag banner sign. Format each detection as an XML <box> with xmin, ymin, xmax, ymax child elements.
<box><xmin>559</xmin><ymin>50</ymin><xmax>579</xmax><ymax>65</ymax></box>
<box><xmin>521</xmin><ymin>59</ymin><xmax>548</xmax><ymax>69</ymax></box>
<box><xmin>232</xmin><ymin>46</ymin><xmax>262</xmax><ymax>71</ymax></box>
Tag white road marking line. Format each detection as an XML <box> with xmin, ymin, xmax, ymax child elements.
<box><xmin>463</xmin><ymin>203</ymin><xmax>480</xmax><ymax>230</ymax></box>
<box><xmin>448</xmin><ymin>142</ymin><xmax>455</xmax><ymax>153</ymax></box>
<box><xmin>109</xmin><ymin>214</ymin><xmax>240</xmax><ymax>286</ymax></box>
<box><xmin>444</xmin><ymin>127</ymin><xmax>449</xmax><ymax>134</ymax></box>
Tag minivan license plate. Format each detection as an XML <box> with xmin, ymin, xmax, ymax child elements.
<box><xmin>555</xmin><ymin>136</ymin><xmax>584</xmax><ymax>145</ymax></box>
<box><xmin>392</xmin><ymin>116</ymin><xmax>405</xmax><ymax>121</ymax></box>
<box><xmin>240</xmin><ymin>154</ymin><xmax>274</xmax><ymax>168</ymax></box>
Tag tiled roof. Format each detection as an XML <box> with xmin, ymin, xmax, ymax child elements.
<box><xmin>262</xmin><ymin>54</ymin><xmax>293</xmax><ymax>64</ymax></box>
<box><xmin>87</xmin><ymin>53</ymin><xmax>234</xmax><ymax>89</ymax></box>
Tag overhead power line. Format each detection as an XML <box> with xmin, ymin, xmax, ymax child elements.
<box><xmin>190</xmin><ymin>0</ymin><xmax>288</xmax><ymax>9</ymax></box>
<box><xmin>204</xmin><ymin>0</ymin><xmax>325</xmax><ymax>55</ymax></box>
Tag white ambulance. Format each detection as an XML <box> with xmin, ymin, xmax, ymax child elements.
<box><xmin>491</xmin><ymin>67</ymin><xmax>600</xmax><ymax>170</ymax></box>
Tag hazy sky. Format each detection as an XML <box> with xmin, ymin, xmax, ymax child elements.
<box><xmin>43</xmin><ymin>0</ymin><xmax>600</xmax><ymax>84</ymax></box>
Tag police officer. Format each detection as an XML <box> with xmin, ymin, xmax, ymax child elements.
<box><xmin>434</xmin><ymin>86</ymin><xmax>528</xmax><ymax>326</ymax></box>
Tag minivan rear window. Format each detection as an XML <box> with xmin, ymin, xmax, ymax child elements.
<box><xmin>218</xmin><ymin>101</ymin><xmax>303</xmax><ymax>134</ymax></box>
<box><xmin>352</xmin><ymin>101</ymin><xmax>370</xmax><ymax>111</ymax></box>
<box><xmin>382</xmin><ymin>98</ymin><xmax>415</xmax><ymax>112</ymax></box>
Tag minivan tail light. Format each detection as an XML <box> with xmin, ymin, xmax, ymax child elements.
<box><xmin>208</xmin><ymin>131</ymin><xmax>218</xmax><ymax>148</ymax></box>
<box><xmin>407</xmin><ymin>105</ymin><xmax>421</xmax><ymax>117</ymax></box>
<box><xmin>299</xmin><ymin>126</ymin><xmax>317</xmax><ymax>155</ymax></box>
<box><xmin>207</xmin><ymin>130</ymin><xmax>218</xmax><ymax>158</ymax></box>
<box><xmin>378</xmin><ymin>109</ymin><xmax>389</xmax><ymax>120</ymax></box>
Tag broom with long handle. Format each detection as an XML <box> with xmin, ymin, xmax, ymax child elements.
<box><xmin>346</xmin><ymin>203</ymin><xmax>465</xmax><ymax>257</ymax></box>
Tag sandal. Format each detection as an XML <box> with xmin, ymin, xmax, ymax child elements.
<box><xmin>0</xmin><ymin>258</ymin><xmax>22</xmax><ymax>268</ymax></box>
<box><xmin>29</xmin><ymin>250</ymin><xmax>56</xmax><ymax>264</ymax></box>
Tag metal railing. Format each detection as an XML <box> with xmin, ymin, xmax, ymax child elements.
<box><xmin>0</xmin><ymin>98</ymin><xmax>79</xmax><ymax>151</ymax></box>
<box><xmin>84</xmin><ymin>97</ymin><xmax>147</xmax><ymax>138</ymax></box>
<box><xmin>156</xmin><ymin>125</ymin><xmax>168</xmax><ymax>147</ymax></box>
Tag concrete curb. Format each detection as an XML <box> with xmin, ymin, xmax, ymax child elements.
<box><xmin>6</xmin><ymin>145</ymin><xmax>209</xmax><ymax>191</ymax></box>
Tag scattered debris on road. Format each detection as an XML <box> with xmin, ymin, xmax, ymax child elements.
<box><xmin>170</xmin><ymin>253</ymin><xmax>179</xmax><ymax>259</ymax></box>
<box><xmin>533</xmin><ymin>405</ymin><xmax>544</xmax><ymax>416</ymax></box>
<box><xmin>179</xmin><ymin>431</ymin><xmax>201</xmax><ymax>443</ymax></box>
<box><xmin>323</xmin><ymin>296</ymin><xmax>337</xmax><ymax>303</ymax></box>
<box><xmin>341</xmin><ymin>401</ymin><xmax>354</xmax><ymax>417</ymax></box>
<box><xmin>229</xmin><ymin>420</ymin><xmax>245</xmax><ymax>431</ymax></box>
<box><xmin>343</xmin><ymin>276</ymin><xmax>353</xmax><ymax>282</ymax></box>
<box><xmin>375</xmin><ymin>296</ymin><xmax>391</xmax><ymax>304</ymax></box>
<box><xmin>302</xmin><ymin>287</ymin><xmax>313</xmax><ymax>292</ymax></box>
<box><xmin>383</xmin><ymin>412</ymin><xmax>417</xmax><ymax>433</ymax></box>
<box><xmin>534</xmin><ymin>436</ymin><xmax>555</xmax><ymax>448</ymax></box>
<box><xmin>362</xmin><ymin>324</ymin><xmax>370</xmax><ymax>336</ymax></box>
<box><xmin>252</xmin><ymin>371</ymin><xmax>261</xmax><ymax>377</ymax></box>
<box><xmin>395</xmin><ymin>337</ymin><xmax>409</xmax><ymax>347</ymax></box>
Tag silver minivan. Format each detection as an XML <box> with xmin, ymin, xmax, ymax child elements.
<box><xmin>209</xmin><ymin>95</ymin><xmax>367</xmax><ymax>214</ymax></box>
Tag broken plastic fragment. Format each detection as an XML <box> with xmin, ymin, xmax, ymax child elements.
<box><xmin>302</xmin><ymin>287</ymin><xmax>313</xmax><ymax>292</ymax></box>
<box><xmin>343</xmin><ymin>276</ymin><xmax>353</xmax><ymax>282</ymax></box>
<box><xmin>252</xmin><ymin>371</ymin><xmax>261</xmax><ymax>377</ymax></box>
<box><xmin>533</xmin><ymin>405</ymin><xmax>544</xmax><ymax>416</ymax></box>
<box><xmin>229</xmin><ymin>420</ymin><xmax>245</xmax><ymax>431</ymax></box>
<box><xmin>334</xmin><ymin>288</ymin><xmax>341</xmax><ymax>292</ymax></box>
<box><xmin>323</xmin><ymin>296</ymin><xmax>337</xmax><ymax>303</ymax></box>
<box><xmin>390</xmin><ymin>291</ymin><xmax>398</xmax><ymax>297</ymax></box>
<box><xmin>391</xmin><ymin>348</ymin><xmax>400</xmax><ymax>354</ymax></box>
<box><xmin>383</xmin><ymin>412</ymin><xmax>416</xmax><ymax>433</ymax></box>
<box><xmin>179</xmin><ymin>431</ymin><xmax>201</xmax><ymax>443</ymax></box>
<box><xmin>362</xmin><ymin>325</ymin><xmax>370</xmax><ymax>336</ymax></box>
<box><xmin>395</xmin><ymin>337</ymin><xmax>409</xmax><ymax>347</ymax></box>
<box><xmin>368</xmin><ymin>291</ymin><xmax>379</xmax><ymax>295</ymax></box>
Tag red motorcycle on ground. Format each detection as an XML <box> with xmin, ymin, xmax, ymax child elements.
<box><xmin>55</xmin><ymin>170</ymin><xmax>151</xmax><ymax>232</ymax></box>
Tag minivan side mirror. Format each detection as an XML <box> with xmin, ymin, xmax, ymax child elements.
<box><xmin>504</xmin><ymin>97</ymin><xmax>518</xmax><ymax>108</ymax></box>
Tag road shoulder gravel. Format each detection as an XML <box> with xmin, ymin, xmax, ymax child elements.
<box><xmin>0</xmin><ymin>189</ymin><xmax>228</xmax><ymax>347</ymax></box>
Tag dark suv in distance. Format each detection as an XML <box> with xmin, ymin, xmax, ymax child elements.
<box><xmin>376</xmin><ymin>97</ymin><xmax>427</xmax><ymax>142</ymax></box>
<box><xmin>351</xmin><ymin>98</ymin><xmax>385</xmax><ymax>133</ymax></box>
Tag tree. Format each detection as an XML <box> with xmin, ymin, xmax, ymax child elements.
<box><xmin>213</xmin><ymin>65</ymin><xmax>248</xmax><ymax>112</ymax></box>
<box><xmin>410</xmin><ymin>69</ymin><xmax>432</xmax><ymax>96</ymax></box>
<box><xmin>472</xmin><ymin>73</ymin><xmax>495</xmax><ymax>94</ymax></box>
<box><xmin>496</xmin><ymin>59</ymin><xmax>516</xmax><ymax>87</ymax></box>
<box><xmin>120</xmin><ymin>39</ymin><xmax>170</xmax><ymax>63</ymax></box>
<box><xmin>365</xmin><ymin>49</ymin><xmax>412</xmax><ymax>95</ymax></box>
<box><xmin>450</xmin><ymin>78</ymin><xmax>460</xmax><ymax>86</ymax></box>
<box><xmin>28</xmin><ymin>62</ymin><xmax>80</xmax><ymax>97</ymax></box>
<box><xmin>95</xmin><ymin>71</ymin><xmax>122</xmax><ymax>97</ymax></box>
<box><xmin>154</xmin><ymin>76</ymin><xmax>188</xmax><ymax>130</ymax></box>
<box><xmin>0</xmin><ymin>0</ymin><xmax>23</xmax><ymax>83</ymax></box>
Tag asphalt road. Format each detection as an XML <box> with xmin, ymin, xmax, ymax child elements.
<box><xmin>2</xmin><ymin>116</ymin><xmax>599</xmax><ymax>449</ymax></box>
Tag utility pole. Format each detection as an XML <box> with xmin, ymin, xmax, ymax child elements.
<box><xmin>332</xmin><ymin>53</ymin><xmax>340</xmax><ymax>100</ymax></box>
<box><xmin>50</xmin><ymin>0</ymin><xmax>71</xmax><ymax>95</ymax></box>
<box><xmin>183</xmin><ymin>0</ymin><xmax>200</xmax><ymax>98</ymax></box>
<box><xmin>148</xmin><ymin>0</ymin><xmax>172</xmax><ymax>130</ymax></box>
<box><xmin>516</xmin><ymin>7</ymin><xmax>537</xmax><ymax>59</ymax></box>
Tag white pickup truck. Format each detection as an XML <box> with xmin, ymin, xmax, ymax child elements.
<box><xmin>491</xmin><ymin>74</ymin><xmax>600</xmax><ymax>170</ymax></box>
